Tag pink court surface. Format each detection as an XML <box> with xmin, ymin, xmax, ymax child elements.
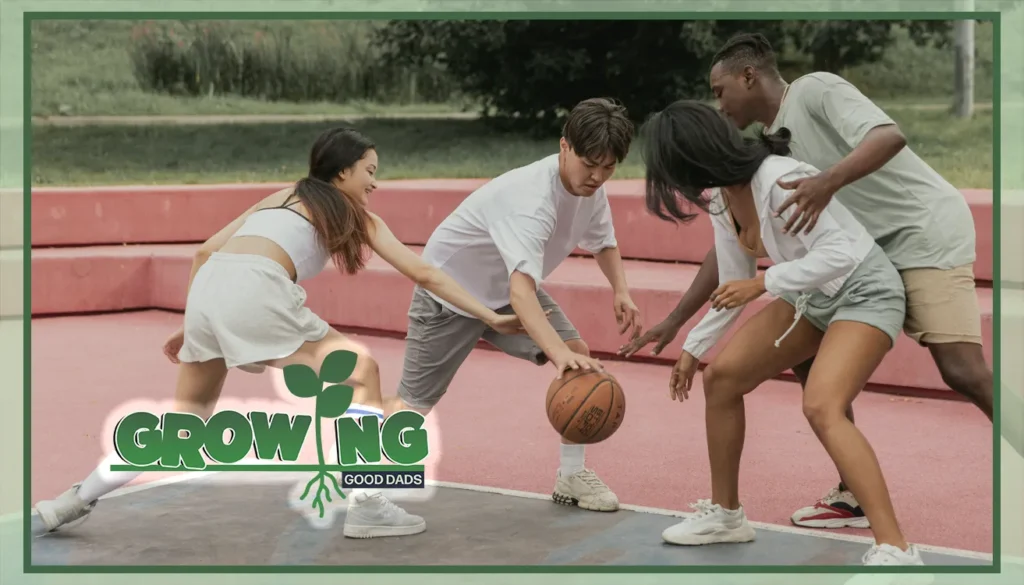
<box><xmin>28</xmin><ymin>181</ymin><xmax>996</xmax><ymax>566</ymax></box>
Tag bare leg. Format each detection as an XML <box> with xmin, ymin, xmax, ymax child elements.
<box><xmin>263</xmin><ymin>328</ymin><xmax>383</xmax><ymax>410</ymax></box>
<box><xmin>792</xmin><ymin>356</ymin><xmax>856</xmax><ymax>492</ymax></box>
<box><xmin>34</xmin><ymin>359</ymin><xmax>229</xmax><ymax>534</ymax></box>
<box><xmin>263</xmin><ymin>328</ymin><xmax>426</xmax><ymax>538</ymax></box>
<box><xmin>702</xmin><ymin>299</ymin><xmax>823</xmax><ymax>511</ymax></box>
<box><xmin>928</xmin><ymin>342</ymin><xmax>994</xmax><ymax>420</ymax></box>
<box><xmin>662</xmin><ymin>298</ymin><xmax>823</xmax><ymax>546</ymax></box>
<box><xmin>802</xmin><ymin>321</ymin><xmax>907</xmax><ymax>549</ymax></box>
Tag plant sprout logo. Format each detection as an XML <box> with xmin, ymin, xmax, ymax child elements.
<box><xmin>110</xmin><ymin>351</ymin><xmax>428</xmax><ymax>517</ymax></box>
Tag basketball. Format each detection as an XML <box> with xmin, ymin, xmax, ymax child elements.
<box><xmin>545</xmin><ymin>369</ymin><xmax>626</xmax><ymax>444</ymax></box>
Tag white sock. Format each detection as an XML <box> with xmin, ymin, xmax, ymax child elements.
<box><xmin>342</xmin><ymin>403</ymin><xmax>384</xmax><ymax>503</ymax></box>
<box><xmin>559</xmin><ymin>443</ymin><xmax>585</xmax><ymax>477</ymax></box>
<box><xmin>77</xmin><ymin>451</ymin><xmax>143</xmax><ymax>503</ymax></box>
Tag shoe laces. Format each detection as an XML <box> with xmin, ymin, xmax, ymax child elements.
<box><xmin>55</xmin><ymin>484</ymin><xmax>94</xmax><ymax>528</ymax></box>
<box><xmin>687</xmin><ymin>499</ymin><xmax>719</xmax><ymax>519</ymax></box>
<box><xmin>366</xmin><ymin>493</ymin><xmax>402</xmax><ymax>514</ymax></box>
<box><xmin>820</xmin><ymin>487</ymin><xmax>843</xmax><ymax>504</ymax></box>
<box><xmin>861</xmin><ymin>544</ymin><xmax>908</xmax><ymax>565</ymax></box>
<box><xmin>575</xmin><ymin>469</ymin><xmax>607</xmax><ymax>489</ymax></box>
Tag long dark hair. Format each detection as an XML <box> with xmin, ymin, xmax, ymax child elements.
<box><xmin>293</xmin><ymin>127</ymin><xmax>375</xmax><ymax>274</ymax></box>
<box><xmin>640</xmin><ymin>100</ymin><xmax>791</xmax><ymax>224</ymax></box>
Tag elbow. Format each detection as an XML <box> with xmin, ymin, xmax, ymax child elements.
<box><xmin>194</xmin><ymin>247</ymin><xmax>212</xmax><ymax>263</ymax></box>
<box><xmin>507</xmin><ymin>272</ymin><xmax>534</xmax><ymax>310</ymax></box>
<box><xmin>413</xmin><ymin>266</ymin><xmax>438</xmax><ymax>288</ymax></box>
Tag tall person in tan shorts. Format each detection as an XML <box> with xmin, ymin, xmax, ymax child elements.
<box><xmin>620</xmin><ymin>32</ymin><xmax>998</xmax><ymax>531</ymax></box>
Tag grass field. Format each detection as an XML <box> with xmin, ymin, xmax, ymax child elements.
<box><xmin>29</xmin><ymin>19</ymin><xmax>997</xmax><ymax>189</ymax></box>
<box><xmin>31</xmin><ymin>107</ymin><xmax>993</xmax><ymax>187</ymax></box>
<box><xmin>31</xmin><ymin>20</ymin><xmax>995</xmax><ymax>117</ymax></box>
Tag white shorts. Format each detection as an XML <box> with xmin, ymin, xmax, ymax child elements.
<box><xmin>177</xmin><ymin>252</ymin><xmax>331</xmax><ymax>372</ymax></box>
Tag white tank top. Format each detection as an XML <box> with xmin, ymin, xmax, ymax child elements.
<box><xmin>231</xmin><ymin>198</ymin><xmax>331</xmax><ymax>282</ymax></box>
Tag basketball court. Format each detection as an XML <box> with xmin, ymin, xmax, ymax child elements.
<box><xmin>26</xmin><ymin>311</ymin><xmax>996</xmax><ymax>570</ymax></box>
<box><xmin>26</xmin><ymin>472</ymin><xmax>989</xmax><ymax>568</ymax></box>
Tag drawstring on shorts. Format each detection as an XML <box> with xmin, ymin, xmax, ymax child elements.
<box><xmin>774</xmin><ymin>292</ymin><xmax>811</xmax><ymax>348</ymax></box>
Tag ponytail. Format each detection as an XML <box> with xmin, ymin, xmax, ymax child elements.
<box><xmin>293</xmin><ymin>176</ymin><xmax>372</xmax><ymax>275</ymax></box>
<box><xmin>758</xmin><ymin>126</ymin><xmax>792</xmax><ymax>157</ymax></box>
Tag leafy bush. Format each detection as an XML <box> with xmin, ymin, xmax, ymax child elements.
<box><xmin>128</xmin><ymin>20</ymin><xmax>459</xmax><ymax>105</ymax></box>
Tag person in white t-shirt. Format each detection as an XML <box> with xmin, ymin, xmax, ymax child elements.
<box><xmin>639</xmin><ymin>100</ymin><xmax>927</xmax><ymax>572</ymax></box>
<box><xmin>387</xmin><ymin>98</ymin><xmax>644</xmax><ymax>513</ymax></box>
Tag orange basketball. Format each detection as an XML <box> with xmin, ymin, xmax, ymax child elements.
<box><xmin>545</xmin><ymin>369</ymin><xmax>626</xmax><ymax>444</ymax></box>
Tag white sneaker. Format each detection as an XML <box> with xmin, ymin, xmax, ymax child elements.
<box><xmin>553</xmin><ymin>468</ymin><xmax>619</xmax><ymax>512</ymax></box>
<box><xmin>661</xmin><ymin>499</ymin><xmax>756</xmax><ymax>545</ymax></box>
<box><xmin>342</xmin><ymin>492</ymin><xmax>426</xmax><ymax>539</ymax></box>
<box><xmin>844</xmin><ymin>544</ymin><xmax>933</xmax><ymax>585</ymax></box>
<box><xmin>34</xmin><ymin>483</ymin><xmax>96</xmax><ymax>535</ymax></box>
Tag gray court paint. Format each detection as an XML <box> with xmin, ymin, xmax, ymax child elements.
<box><xmin>29</xmin><ymin>478</ymin><xmax>210</xmax><ymax>566</ymax></box>
<box><xmin>29</xmin><ymin>481</ymin><xmax>990</xmax><ymax>568</ymax></box>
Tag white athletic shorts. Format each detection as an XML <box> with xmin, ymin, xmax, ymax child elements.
<box><xmin>177</xmin><ymin>252</ymin><xmax>331</xmax><ymax>373</ymax></box>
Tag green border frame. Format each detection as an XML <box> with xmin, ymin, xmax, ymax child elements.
<box><xmin>20</xmin><ymin>10</ymin><xmax>1004</xmax><ymax>576</ymax></box>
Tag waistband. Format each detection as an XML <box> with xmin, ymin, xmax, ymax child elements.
<box><xmin>207</xmin><ymin>252</ymin><xmax>293</xmax><ymax>280</ymax></box>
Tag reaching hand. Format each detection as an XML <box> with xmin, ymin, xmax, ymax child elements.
<box><xmin>618</xmin><ymin>317</ymin><xmax>682</xmax><ymax>358</ymax></box>
<box><xmin>162</xmin><ymin>325</ymin><xmax>185</xmax><ymax>364</ymax></box>
<box><xmin>613</xmin><ymin>292</ymin><xmax>643</xmax><ymax>340</ymax></box>
<box><xmin>669</xmin><ymin>351</ymin><xmax>700</xmax><ymax>402</ymax></box>
<box><xmin>774</xmin><ymin>172</ymin><xmax>839</xmax><ymax>235</ymax></box>
<box><xmin>709</xmin><ymin>277</ymin><xmax>767</xmax><ymax>311</ymax></box>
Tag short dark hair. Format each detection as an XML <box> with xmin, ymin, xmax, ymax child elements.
<box><xmin>640</xmin><ymin>100</ymin><xmax>791</xmax><ymax>224</ymax></box>
<box><xmin>711</xmin><ymin>32</ymin><xmax>780</xmax><ymax>76</ymax></box>
<box><xmin>562</xmin><ymin>98</ymin><xmax>634</xmax><ymax>164</ymax></box>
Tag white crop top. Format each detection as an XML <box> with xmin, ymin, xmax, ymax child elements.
<box><xmin>232</xmin><ymin>200</ymin><xmax>331</xmax><ymax>282</ymax></box>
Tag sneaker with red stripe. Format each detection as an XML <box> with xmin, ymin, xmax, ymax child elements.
<box><xmin>790</xmin><ymin>487</ymin><xmax>870</xmax><ymax>529</ymax></box>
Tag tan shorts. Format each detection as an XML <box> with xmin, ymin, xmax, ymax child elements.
<box><xmin>900</xmin><ymin>263</ymin><xmax>982</xmax><ymax>346</ymax></box>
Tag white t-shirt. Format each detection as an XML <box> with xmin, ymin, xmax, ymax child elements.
<box><xmin>420</xmin><ymin>154</ymin><xmax>618</xmax><ymax>317</ymax></box>
<box><xmin>682</xmin><ymin>155</ymin><xmax>877</xmax><ymax>360</ymax></box>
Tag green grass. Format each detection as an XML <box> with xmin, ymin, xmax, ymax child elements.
<box><xmin>31</xmin><ymin>107</ymin><xmax>993</xmax><ymax>188</ymax></box>
<box><xmin>31</xmin><ymin>20</ymin><xmax>996</xmax><ymax>117</ymax></box>
<box><xmin>30</xmin><ymin>20</ymin><xmax>468</xmax><ymax>117</ymax></box>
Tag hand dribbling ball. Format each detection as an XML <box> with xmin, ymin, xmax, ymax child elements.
<box><xmin>545</xmin><ymin>369</ymin><xmax>625</xmax><ymax>444</ymax></box>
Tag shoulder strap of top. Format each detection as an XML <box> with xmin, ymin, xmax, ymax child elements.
<box><xmin>251</xmin><ymin>192</ymin><xmax>313</xmax><ymax>224</ymax></box>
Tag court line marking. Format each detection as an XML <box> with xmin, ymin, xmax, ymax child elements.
<box><xmin>425</xmin><ymin>480</ymin><xmax>995</xmax><ymax>563</ymax></box>
<box><xmin>8</xmin><ymin>473</ymin><xmax>1001</xmax><ymax>564</ymax></box>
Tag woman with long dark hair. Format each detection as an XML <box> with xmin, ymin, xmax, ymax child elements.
<box><xmin>35</xmin><ymin>127</ymin><xmax>527</xmax><ymax>540</ymax></box>
<box><xmin>640</xmin><ymin>100</ymin><xmax>926</xmax><ymax>570</ymax></box>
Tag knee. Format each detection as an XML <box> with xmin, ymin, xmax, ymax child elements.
<box><xmin>565</xmin><ymin>338</ymin><xmax>590</xmax><ymax>357</ymax></box>
<box><xmin>936</xmin><ymin>356</ymin><xmax>991</xmax><ymax>397</ymax></box>
<box><xmin>802</xmin><ymin>395</ymin><xmax>846</xmax><ymax>432</ymax></box>
<box><xmin>354</xmin><ymin>351</ymin><xmax>380</xmax><ymax>383</ymax></box>
<box><xmin>702</xmin><ymin>361</ymin><xmax>742</xmax><ymax>405</ymax></box>
<box><xmin>331</xmin><ymin>342</ymin><xmax>379</xmax><ymax>383</ymax></box>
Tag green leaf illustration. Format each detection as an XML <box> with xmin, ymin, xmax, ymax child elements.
<box><xmin>320</xmin><ymin>350</ymin><xmax>357</xmax><ymax>384</ymax></box>
<box><xmin>318</xmin><ymin>383</ymin><xmax>354</xmax><ymax>418</ymax></box>
<box><xmin>283</xmin><ymin>364</ymin><xmax>321</xmax><ymax>398</ymax></box>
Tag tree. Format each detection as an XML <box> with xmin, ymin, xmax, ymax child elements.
<box><xmin>376</xmin><ymin>20</ymin><xmax>955</xmax><ymax>134</ymax></box>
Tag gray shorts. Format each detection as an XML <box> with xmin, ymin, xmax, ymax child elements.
<box><xmin>779</xmin><ymin>244</ymin><xmax>907</xmax><ymax>347</ymax></box>
<box><xmin>396</xmin><ymin>285</ymin><xmax>581</xmax><ymax>409</ymax></box>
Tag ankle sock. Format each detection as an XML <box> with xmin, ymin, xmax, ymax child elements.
<box><xmin>342</xmin><ymin>404</ymin><xmax>385</xmax><ymax>502</ymax></box>
<box><xmin>77</xmin><ymin>452</ymin><xmax>143</xmax><ymax>503</ymax></box>
<box><xmin>559</xmin><ymin>443</ymin><xmax>585</xmax><ymax>477</ymax></box>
